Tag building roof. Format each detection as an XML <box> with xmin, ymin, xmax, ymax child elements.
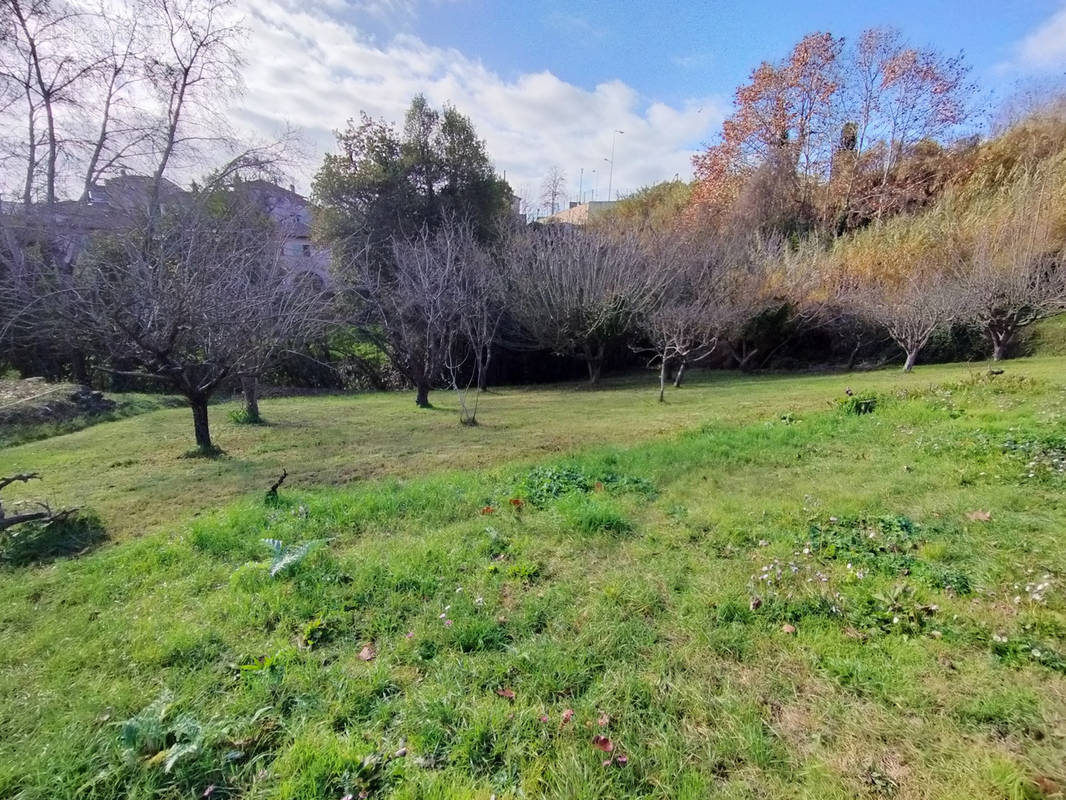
<box><xmin>537</xmin><ymin>200</ymin><xmax>617</xmax><ymax>226</ymax></box>
<box><xmin>86</xmin><ymin>175</ymin><xmax>185</xmax><ymax>212</ymax></box>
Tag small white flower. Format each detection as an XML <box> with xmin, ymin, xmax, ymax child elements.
<box><xmin>475</xmin><ymin>596</ymin><xmax>484</xmax><ymax>606</ymax></box>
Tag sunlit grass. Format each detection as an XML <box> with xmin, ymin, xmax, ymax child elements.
<box><xmin>1</xmin><ymin>361</ymin><xmax>1066</xmax><ymax>798</ymax></box>
<box><xmin>3</xmin><ymin>355</ymin><xmax>1065</xmax><ymax>539</ymax></box>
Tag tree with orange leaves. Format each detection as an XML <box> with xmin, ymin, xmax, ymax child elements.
<box><xmin>691</xmin><ymin>28</ymin><xmax>973</xmax><ymax>236</ymax></box>
<box><xmin>690</xmin><ymin>32</ymin><xmax>843</xmax><ymax>232</ymax></box>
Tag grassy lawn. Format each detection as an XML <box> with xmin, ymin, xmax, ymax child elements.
<box><xmin>2</xmin><ymin>359</ymin><xmax>1066</xmax><ymax>798</ymax></box>
<box><xmin>2</xmin><ymin>357</ymin><xmax>1064</xmax><ymax>539</ymax></box>
<box><xmin>0</xmin><ymin>380</ymin><xmax>184</xmax><ymax>450</ymax></box>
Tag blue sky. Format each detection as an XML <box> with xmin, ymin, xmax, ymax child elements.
<box><xmin>237</xmin><ymin>0</ymin><xmax>1066</xmax><ymax>211</ymax></box>
<box><xmin>386</xmin><ymin>1</ymin><xmax>1059</xmax><ymax>104</ymax></box>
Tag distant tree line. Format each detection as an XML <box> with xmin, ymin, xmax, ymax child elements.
<box><xmin>2</xmin><ymin>7</ymin><xmax>1066</xmax><ymax>455</ymax></box>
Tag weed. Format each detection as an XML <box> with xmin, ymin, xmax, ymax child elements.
<box><xmin>118</xmin><ymin>694</ymin><xmax>206</xmax><ymax>774</ymax></box>
<box><xmin>847</xmin><ymin>583</ymin><xmax>938</xmax><ymax>635</ymax></box>
<box><xmin>507</xmin><ymin>560</ymin><xmax>542</xmax><ymax>581</ymax></box>
<box><xmin>806</xmin><ymin>514</ymin><xmax>972</xmax><ymax>594</ymax></box>
<box><xmin>229</xmin><ymin>407</ymin><xmax>266</xmax><ymax>425</ymax></box>
<box><xmin>837</xmin><ymin>392</ymin><xmax>878</xmax><ymax>415</ymax></box>
<box><xmin>1002</xmin><ymin>433</ymin><xmax>1066</xmax><ymax>482</ymax></box>
<box><xmin>512</xmin><ymin>464</ymin><xmax>655</xmax><ymax>507</ymax></box>
<box><xmin>261</xmin><ymin>537</ymin><xmax>329</xmax><ymax>577</ymax></box>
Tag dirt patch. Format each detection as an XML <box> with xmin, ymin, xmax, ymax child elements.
<box><xmin>0</xmin><ymin>379</ymin><xmax>116</xmax><ymax>427</ymax></box>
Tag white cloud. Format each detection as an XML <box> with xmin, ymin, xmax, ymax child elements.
<box><xmin>671</xmin><ymin>51</ymin><xmax>714</xmax><ymax>71</ymax></box>
<box><xmin>233</xmin><ymin>0</ymin><xmax>724</xmax><ymax>206</ymax></box>
<box><xmin>544</xmin><ymin>11</ymin><xmax>605</xmax><ymax>41</ymax></box>
<box><xmin>1003</xmin><ymin>4</ymin><xmax>1066</xmax><ymax>73</ymax></box>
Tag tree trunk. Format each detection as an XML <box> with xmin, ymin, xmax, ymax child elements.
<box><xmin>584</xmin><ymin>342</ymin><xmax>605</xmax><ymax>386</ymax></box>
<box><xmin>586</xmin><ymin>357</ymin><xmax>603</xmax><ymax>385</ymax></box>
<box><xmin>673</xmin><ymin>359</ymin><xmax>687</xmax><ymax>388</ymax></box>
<box><xmin>903</xmin><ymin>348</ymin><xmax>918</xmax><ymax>372</ymax></box>
<box><xmin>22</xmin><ymin>87</ymin><xmax>35</xmax><ymax>208</ymax></box>
<box><xmin>190</xmin><ymin>394</ymin><xmax>213</xmax><ymax>451</ymax></box>
<box><xmin>242</xmin><ymin>375</ymin><xmax>261</xmax><ymax>422</ymax></box>
<box><xmin>989</xmin><ymin>326</ymin><xmax>1013</xmax><ymax>362</ymax></box>
<box><xmin>478</xmin><ymin>344</ymin><xmax>492</xmax><ymax>391</ymax></box>
<box><xmin>415</xmin><ymin>381</ymin><xmax>431</xmax><ymax>408</ymax></box>
<box><xmin>70</xmin><ymin>349</ymin><xmax>90</xmax><ymax>386</ymax></box>
<box><xmin>846</xmin><ymin>336</ymin><xmax>863</xmax><ymax>372</ymax></box>
<box><xmin>658</xmin><ymin>358</ymin><xmax>668</xmax><ymax>403</ymax></box>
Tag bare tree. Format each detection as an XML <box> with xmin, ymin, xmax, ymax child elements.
<box><xmin>0</xmin><ymin>0</ymin><xmax>106</xmax><ymax>207</ymax></box>
<box><xmin>640</xmin><ymin>232</ymin><xmax>724</xmax><ymax>400</ymax></box>
<box><xmin>854</xmin><ymin>267</ymin><xmax>958</xmax><ymax>372</ymax></box>
<box><xmin>540</xmin><ymin>165</ymin><xmax>566</xmax><ymax>215</ymax></box>
<box><xmin>505</xmin><ymin>225</ymin><xmax>667</xmax><ymax>385</ymax></box>
<box><xmin>712</xmin><ymin>234</ymin><xmax>790</xmax><ymax>373</ymax></box>
<box><xmin>342</xmin><ymin>222</ymin><xmax>467</xmax><ymax>409</ymax></box>
<box><xmin>71</xmin><ymin>186</ymin><xmax>329</xmax><ymax>452</ymax></box>
<box><xmin>140</xmin><ymin>0</ymin><xmax>242</xmax><ymax>224</ymax></box>
<box><xmin>446</xmin><ymin>229</ymin><xmax>505</xmax><ymax>423</ymax></box>
<box><xmin>959</xmin><ymin>175</ymin><xmax>1066</xmax><ymax>360</ymax></box>
<box><xmin>76</xmin><ymin>3</ymin><xmax>155</xmax><ymax>199</ymax></box>
<box><xmin>0</xmin><ymin>0</ymin><xmax>246</xmax><ymax>387</ymax></box>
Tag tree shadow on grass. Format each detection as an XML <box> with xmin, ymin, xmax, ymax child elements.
<box><xmin>179</xmin><ymin>445</ymin><xmax>227</xmax><ymax>460</ymax></box>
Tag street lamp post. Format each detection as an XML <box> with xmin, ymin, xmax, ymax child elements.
<box><xmin>607</xmin><ymin>129</ymin><xmax>623</xmax><ymax>201</ymax></box>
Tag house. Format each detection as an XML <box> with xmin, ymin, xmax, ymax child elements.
<box><xmin>232</xmin><ymin>180</ymin><xmax>330</xmax><ymax>282</ymax></box>
<box><xmin>86</xmin><ymin>174</ymin><xmax>186</xmax><ymax>215</ymax></box>
<box><xmin>45</xmin><ymin>175</ymin><xmax>331</xmax><ymax>282</ymax></box>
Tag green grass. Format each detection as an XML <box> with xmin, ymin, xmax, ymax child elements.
<box><xmin>1027</xmin><ymin>314</ymin><xmax>1066</xmax><ymax>357</ymax></box>
<box><xmin>2</xmin><ymin>361</ymin><xmax>1066</xmax><ymax>798</ymax></box>
<box><xmin>0</xmin><ymin>391</ymin><xmax>184</xmax><ymax>449</ymax></box>
<box><xmin>2</xmin><ymin>357</ymin><xmax>1064</xmax><ymax>539</ymax></box>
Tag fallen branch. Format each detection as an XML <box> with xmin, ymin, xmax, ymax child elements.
<box><xmin>0</xmin><ymin>511</ymin><xmax>50</xmax><ymax>531</ymax></box>
<box><xmin>0</xmin><ymin>473</ymin><xmax>41</xmax><ymax>493</ymax></box>
<box><xmin>0</xmin><ymin>474</ymin><xmax>78</xmax><ymax>531</ymax></box>
<box><xmin>266</xmin><ymin>469</ymin><xmax>288</xmax><ymax>502</ymax></box>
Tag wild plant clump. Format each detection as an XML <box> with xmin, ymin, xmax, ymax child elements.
<box><xmin>837</xmin><ymin>392</ymin><xmax>879</xmax><ymax>415</ymax></box>
<box><xmin>511</xmin><ymin>464</ymin><xmax>655</xmax><ymax>507</ymax></box>
<box><xmin>805</xmin><ymin>514</ymin><xmax>971</xmax><ymax>594</ymax></box>
<box><xmin>1002</xmin><ymin>434</ymin><xmax>1066</xmax><ymax>482</ymax></box>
